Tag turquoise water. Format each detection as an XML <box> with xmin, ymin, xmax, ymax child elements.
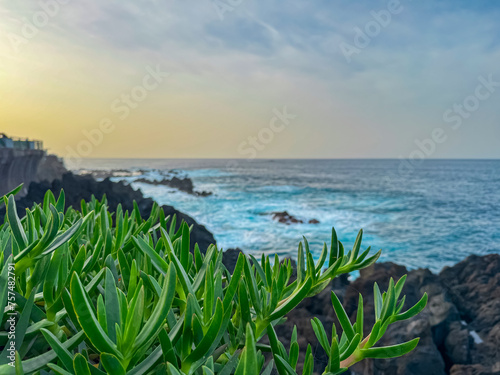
<box><xmin>75</xmin><ymin>159</ymin><xmax>500</xmax><ymax>272</ymax></box>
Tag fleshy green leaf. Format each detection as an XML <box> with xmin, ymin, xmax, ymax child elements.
<box><xmin>7</xmin><ymin>195</ymin><xmax>27</xmax><ymax>248</ymax></box>
<box><xmin>73</xmin><ymin>354</ymin><xmax>91</xmax><ymax>375</ymax></box>
<box><xmin>361</xmin><ymin>338</ymin><xmax>420</xmax><ymax>359</ymax></box>
<box><xmin>331</xmin><ymin>292</ymin><xmax>355</xmax><ymax>340</ymax></box>
<box><xmin>70</xmin><ymin>273</ymin><xmax>120</xmax><ymax>357</ymax></box>
<box><xmin>234</xmin><ymin>324</ymin><xmax>259</xmax><ymax>375</ymax></box>
<box><xmin>100</xmin><ymin>353</ymin><xmax>125</xmax><ymax>375</ymax></box>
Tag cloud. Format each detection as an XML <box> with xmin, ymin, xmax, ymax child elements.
<box><xmin>1</xmin><ymin>0</ymin><xmax>499</xmax><ymax>157</ymax></box>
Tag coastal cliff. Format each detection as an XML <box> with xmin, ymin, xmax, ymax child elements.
<box><xmin>0</xmin><ymin>148</ymin><xmax>66</xmax><ymax>196</ymax></box>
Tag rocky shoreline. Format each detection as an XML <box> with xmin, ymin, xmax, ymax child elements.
<box><xmin>2</xmin><ymin>172</ymin><xmax>498</xmax><ymax>374</ymax></box>
<box><xmin>224</xmin><ymin>249</ymin><xmax>500</xmax><ymax>374</ymax></box>
<box><xmin>313</xmin><ymin>258</ymin><xmax>498</xmax><ymax>374</ymax></box>
<box><xmin>76</xmin><ymin>168</ymin><xmax>212</xmax><ymax>197</ymax></box>
<box><xmin>342</xmin><ymin>255</ymin><xmax>500</xmax><ymax>375</ymax></box>
<box><xmin>0</xmin><ymin>172</ymin><xmax>215</xmax><ymax>252</ymax></box>
<box><xmin>223</xmin><ymin>249</ymin><xmax>500</xmax><ymax>375</ymax></box>
<box><xmin>133</xmin><ymin>176</ymin><xmax>212</xmax><ymax>196</ymax></box>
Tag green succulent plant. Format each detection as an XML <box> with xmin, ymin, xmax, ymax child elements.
<box><xmin>0</xmin><ymin>185</ymin><xmax>427</xmax><ymax>375</ymax></box>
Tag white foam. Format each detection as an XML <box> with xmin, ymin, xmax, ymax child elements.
<box><xmin>469</xmin><ymin>331</ymin><xmax>483</xmax><ymax>344</ymax></box>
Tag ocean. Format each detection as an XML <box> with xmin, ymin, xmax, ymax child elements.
<box><xmin>71</xmin><ymin>158</ymin><xmax>500</xmax><ymax>273</ymax></box>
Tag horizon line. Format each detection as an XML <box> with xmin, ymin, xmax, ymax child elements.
<box><xmin>66</xmin><ymin>156</ymin><xmax>500</xmax><ymax>161</ymax></box>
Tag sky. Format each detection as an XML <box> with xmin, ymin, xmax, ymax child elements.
<box><xmin>1</xmin><ymin>0</ymin><xmax>499</xmax><ymax>159</ymax></box>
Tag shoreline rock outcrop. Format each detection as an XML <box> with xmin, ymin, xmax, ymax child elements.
<box><xmin>133</xmin><ymin>176</ymin><xmax>212</xmax><ymax>197</ymax></box>
<box><xmin>0</xmin><ymin>172</ymin><xmax>215</xmax><ymax>252</ymax></box>
<box><xmin>75</xmin><ymin>169</ymin><xmax>212</xmax><ymax>197</ymax></box>
<box><xmin>440</xmin><ymin>254</ymin><xmax>500</xmax><ymax>374</ymax></box>
<box><xmin>342</xmin><ymin>255</ymin><xmax>500</xmax><ymax>375</ymax></box>
<box><xmin>222</xmin><ymin>252</ymin><xmax>500</xmax><ymax>375</ymax></box>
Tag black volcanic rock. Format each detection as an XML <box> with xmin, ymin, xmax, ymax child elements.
<box><xmin>450</xmin><ymin>364</ymin><xmax>500</xmax><ymax>375</ymax></box>
<box><xmin>344</xmin><ymin>263</ymin><xmax>449</xmax><ymax>375</ymax></box>
<box><xmin>270</xmin><ymin>211</ymin><xmax>320</xmax><ymax>225</ymax></box>
<box><xmin>222</xmin><ymin>248</ymin><xmax>244</xmax><ymax>273</ymax></box>
<box><xmin>440</xmin><ymin>254</ymin><xmax>500</xmax><ymax>373</ymax></box>
<box><xmin>0</xmin><ymin>172</ymin><xmax>215</xmax><ymax>252</ymax></box>
<box><xmin>134</xmin><ymin>176</ymin><xmax>212</xmax><ymax>197</ymax></box>
<box><xmin>219</xmin><ymin>251</ymin><xmax>500</xmax><ymax>375</ymax></box>
<box><xmin>271</xmin><ymin>211</ymin><xmax>304</xmax><ymax>224</ymax></box>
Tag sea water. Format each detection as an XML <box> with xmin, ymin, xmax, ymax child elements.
<box><xmin>72</xmin><ymin>158</ymin><xmax>500</xmax><ymax>273</ymax></box>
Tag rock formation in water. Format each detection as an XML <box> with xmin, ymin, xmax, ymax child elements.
<box><xmin>270</xmin><ymin>211</ymin><xmax>320</xmax><ymax>224</ymax></box>
<box><xmin>133</xmin><ymin>176</ymin><xmax>212</xmax><ymax>196</ymax></box>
